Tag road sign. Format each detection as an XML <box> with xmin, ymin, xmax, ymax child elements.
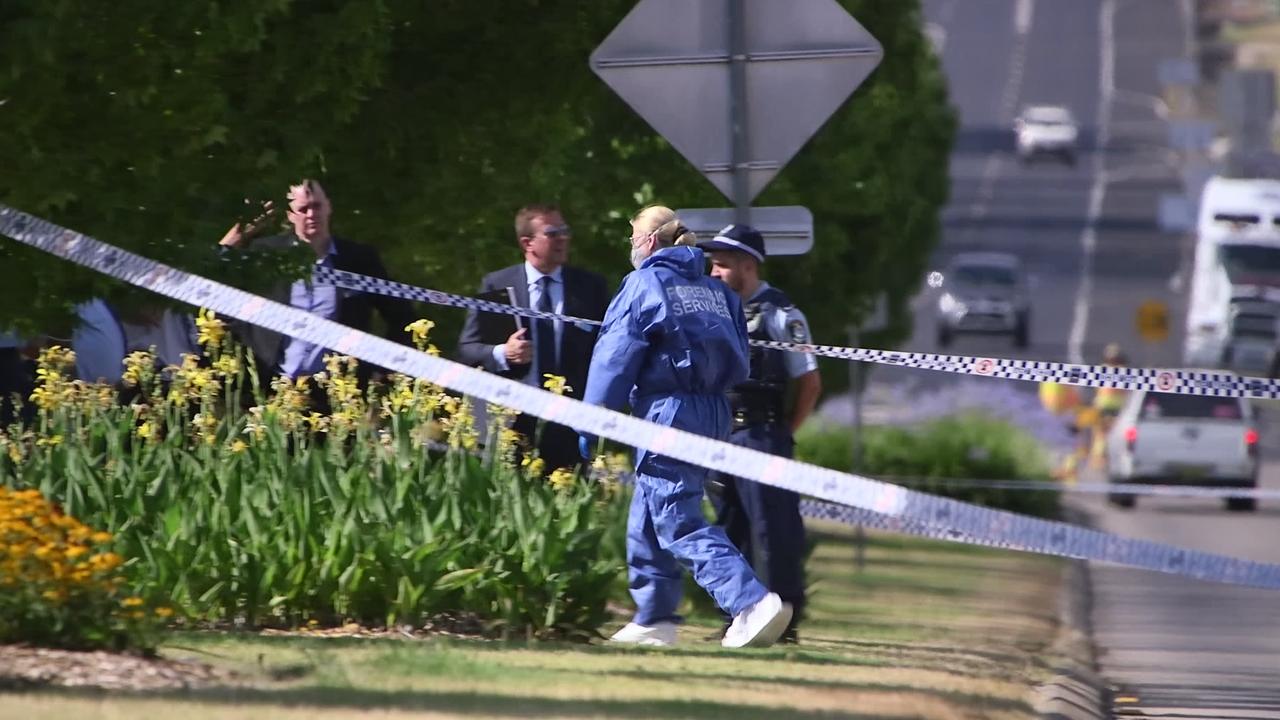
<box><xmin>675</xmin><ymin>205</ymin><xmax>812</xmax><ymax>255</ymax></box>
<box><xmin>591</xmin><ymin>0</ymin><xmax>883</xmax><ymax>209</ymax></box>
<box><xmin>1136</xmin><ymin>300</ymin><xmax>1169</xmax><ymax>343</ymax></box>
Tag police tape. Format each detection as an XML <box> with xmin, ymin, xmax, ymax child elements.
<box><xmin>5</xmin><ymin>202</ymin><xmax>1280</xmax><ymax>590</ymax></box>
<box><xmin>313</xmin><ymin>266</ymin><xmax>1280</xmax><ymax>401</ymax></box>
<box><xmin>797</xmin><ymin>499</ymin><xmax>1043</xmax><ymax>552</ymax></box>
<box><xmin>878</xmin><ymin>476</ymin><xmax>1280</xmax><ymax>500</ymax></box>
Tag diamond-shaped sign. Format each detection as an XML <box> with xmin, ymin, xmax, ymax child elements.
<box><xmin>591</xmin><ymin>0</ymin><xmax>882</xmax><ymax>204</ymax></box>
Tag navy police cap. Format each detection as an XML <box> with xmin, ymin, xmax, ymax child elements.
<box><xmin>696</xmin><ymin>223</ymin><xmax>766</xmax><ymax>263</ymax></box>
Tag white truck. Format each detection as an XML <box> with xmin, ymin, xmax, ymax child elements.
<box><xmin>1182</xmin><ymin>176</ymin><xmax>1280</xmax><ymax>374</ymax></box>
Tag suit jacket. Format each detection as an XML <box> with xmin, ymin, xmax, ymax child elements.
<box><xmin>226</xmin><ymin>235</ymin><xmax>416</xmax><ymax>379</ymax></box>
<box><xmin>457</xmin><ymin>263</ymin><xmax>610</xmax><ymax>403</ymax></box>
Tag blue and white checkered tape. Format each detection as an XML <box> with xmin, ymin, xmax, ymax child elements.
<box><xmin>4</xmin><ymin>202</ymin><xmax>1280</xmax><ymax>590</ymax></box>
<box><xmin>311</xmin><ymin>265</ymin><xmax>1280</xmax><ymax>401</ymax></box>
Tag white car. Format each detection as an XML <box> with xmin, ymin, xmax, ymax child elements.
<box><xmin>1105</xmin><ymin>386</ymin><xmax>1259</xmax><ymax>511</ymax></box>
<box><xmin>1014</xmin><ymin>105</ymin><xmax>1079</xmax><ymax>165</ymax></box>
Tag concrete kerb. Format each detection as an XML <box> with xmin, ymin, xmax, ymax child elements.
<box><xmin>1035</xmin><ymin>507</ymin><xmax>1110</xmax><ymax>720</ymax></box>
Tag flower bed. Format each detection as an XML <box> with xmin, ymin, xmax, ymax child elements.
<box><xmin>0</xmin><ymin>314</ymin><xmax>629</xmax><ymax>643</ymax></box>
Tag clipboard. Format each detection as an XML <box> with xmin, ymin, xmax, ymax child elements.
<box><xmin>476</xmin><ymin>287</ymin><xmax>524</xmax><ymax>345</ymax></box>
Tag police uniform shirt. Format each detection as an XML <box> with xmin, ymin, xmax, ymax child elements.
<box><xmin>748</xmin><ymin>282</ymin><xmax>817</xmax><ymax>378</ymax></box>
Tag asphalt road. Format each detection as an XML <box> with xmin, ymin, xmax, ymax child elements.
<box><xmin>894</xmin><ymin>1</ymin><xmax>1280</xmax><ymax>717</ymax></box>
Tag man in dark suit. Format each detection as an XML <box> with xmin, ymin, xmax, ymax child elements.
<box><xmin>218</xmin><ymin>179</ymin><xmax>415</xmax><ymax>387</ymax></box>
<box><xmin>458</xmin><ymin>204</ymin><xmax>610</xmax><ymax>471</ymax></box>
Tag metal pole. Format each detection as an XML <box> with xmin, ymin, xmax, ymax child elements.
<box><xmin>849</xmin><ymin>324</ymin><xmax>864</xmax><ymax>473</ymax></box>
<box><xmin>848</xmin><ymin>323</ymin><xmax>865</xmax><ymax>572</ymax></box>
<box><xmin>728</xmin><ymin>0</ymin><xmax>751</xmax><ymax>224</ymax></box>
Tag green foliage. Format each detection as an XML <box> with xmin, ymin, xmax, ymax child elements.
<box><xmin>0</xmin><ymin>0</ymin><xmax>954</xmax><ymax>378</ymax></box>
<box><xmin>796</xmin><ymin>415</ymin><xmax>1060</xmax><ymax>518</ymax></box>
<box><xmin>0</xmin><ymin>335</ymin><xmax>629</xmax><ymax>639</ymax></box>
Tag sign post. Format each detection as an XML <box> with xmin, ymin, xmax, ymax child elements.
<box><xmin>1137</xmin><ymin>300</ymin><xmax>1170</xmax><ymax>344</ymax></box>
<box><xmin>591</xmin><ymin>0</ymin><xmax>884</xmax><ymax>248</ymax></box>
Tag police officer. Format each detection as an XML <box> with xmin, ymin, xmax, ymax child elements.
<box><xmin>698</xmin><ymin>224</ymin><xmax>822</xmax><ymax>644</ymax></box>
<box><xmin>580</xmin><ymin>205</ymin><xmax>792</xmax><ymax>649</ymax></box>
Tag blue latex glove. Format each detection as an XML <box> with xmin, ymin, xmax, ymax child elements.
<box><xmin>578</xmin><ymin>434</ymin><xmax>597</xmax><ymax>461</ymax></box>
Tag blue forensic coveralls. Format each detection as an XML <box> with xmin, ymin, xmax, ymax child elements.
<box><xmin>582</xmin><ymin>246</ymin><xmax>770</xmax><ymax>625</ymax></box>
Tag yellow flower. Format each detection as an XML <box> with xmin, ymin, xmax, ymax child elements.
<box><xmin>213</xmin><ymin>353</ymin><xmax>241</xmax><ymax>378</ymax></box>
<box><xmin>42</xmin><ymin>589</ymin><xmax>66</xmax><ymax>603</ymax></box>
<box><xmin>154</xmin><ymin>606</ymin><xmax>174</xmax><ymax>618</ymax></box>
<box><xmin>121</xmin><ymin>596</ymin><xmax>145</xmax><ymax>608</ymax></box>
<box><xmin>36</xmin><ymin>434</ymin><xmax>63</xmax><ymax>448</ymax></box>
<box><xmin>64</xmin><ymin>545</ymin><xmax>88</xmax><ymax>559</ymax></box>
<box><xmin>192</xmin><ymin>412</ymin><xmax>219</xmax><ymax>446</ymax></box>
<box><xmin>122</xmin><ymin>350</ymin><xmax>156</xmax><ymax>388</ymax></box>
<box><xmin>229</xmin><ymin>439</ymin><xmax>248</xmax><ymax>454</ymax></box>
<box><xmin>243</xmin><ymin>406</ymin><xmax>268</xmax><ymax>441</ymax></box>
<box><xmin>404</xmin><ymin>318</ymin><xmax>436</xmax><ymax>350</ymax></box>
<box><xmin>195</xmin><ymin>308</ymin><xmax>226</xmax><ymax>348</ymax></box>
<box><xmin>542</xmin><ymin>374</ymin><xmax>571</xmax><ymax>396</ymax></box>
<box><xmin>548</xmin><ymin>467</ymin><xmax>576</xmax><ymax>491</ymax></box>
<box><xmin>89</xmin><ymin>552</ymin><xmax>123</xmax><ymax>572</ymax></box>
<box><xmin>304</xmin><ymin>412</ymin><xmax>330</xmax><ymax>434</ymax></box>
<box><xmin>135</xmin><ymin>421</ymin><xmax>154</xmax><ymax>440</ymax></box>
<box><xmin>522</xmin><ymin>456</ymin><xmax>545</xmax><ymax>477</ymax></box>
<box><xmin>90</xmin><ymin>531</ymin><xmax>113</xmax><ymax>544</ymax></box>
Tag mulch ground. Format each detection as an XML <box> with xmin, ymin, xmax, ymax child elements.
<box><xmin>0</xmin><ymin>645</ymin><xmax>236</xmax><ymax>692</ymax></box>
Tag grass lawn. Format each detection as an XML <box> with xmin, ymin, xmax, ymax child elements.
<box><xmin>2</xmin><ymin>521</ymin><xmax>1063</xmax><ymax>720</ymax></box>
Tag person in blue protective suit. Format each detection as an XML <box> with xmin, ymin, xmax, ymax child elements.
<box><xmin>699</xmin><ymin>224</ymin><xmax>822</xmax><ymax>645</ymax></box>
<box><xmin>579</xmin><ymin>204</ymin><xmax>793</xmax><ymax>649</ymax></box>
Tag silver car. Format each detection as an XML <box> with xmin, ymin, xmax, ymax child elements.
<box><xmin>934</xmin><ymin>252</ymin><xmax>1031</xmax><ymax>348</ymax></box>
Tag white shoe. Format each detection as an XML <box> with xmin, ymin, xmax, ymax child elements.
<box><xmin>609</xmin><ymin>621</ymin><xmax>677</xmax><ymax>647</ymax></box>
<box><xmin>721</xmin><ymin>593</ymin><xmax>793</xmax><ymax>649</ymax></box>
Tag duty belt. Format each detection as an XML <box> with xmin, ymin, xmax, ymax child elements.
<box><xmin>732</xmin><ymin>406</ymin><xmax>783</xmax><ymax>430</ymax></box>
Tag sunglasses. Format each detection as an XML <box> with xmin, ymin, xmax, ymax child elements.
<box><xmin>541</xmin><ymin>224</ymin><xmax>572</xmax><ymax>238</ymax></box>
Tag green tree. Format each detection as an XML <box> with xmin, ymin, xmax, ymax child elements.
<box><xmin>0</xmin><ymin>0</ymin><xmax>954</xmax><ymax>392</ymax></box>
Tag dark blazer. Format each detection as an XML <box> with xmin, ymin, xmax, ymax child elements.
<box><xmin>226</xmin><ymin>235</ymin><xmax>416</xmax><ymax>378</ymax></box>
<box><xmin>457</xmin><ymin>263</ymin><xmax>610</xmax><ymax>402</ymax></box>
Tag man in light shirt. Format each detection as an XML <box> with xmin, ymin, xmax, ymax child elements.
<box><xmin>218</xmin><ymin>179</ymin><xmax>415</xmax><ymax>388</ymax></box>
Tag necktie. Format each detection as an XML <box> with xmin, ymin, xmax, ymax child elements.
<box><xmin>535</xmin><ymin>275</ymin><xmax>558</xmax><ymax>378</ymax></box>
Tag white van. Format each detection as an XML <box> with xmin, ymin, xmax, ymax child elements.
<box><xmin>1183</xmin><ymin>176</ymin><xmax>1280</xmax><ymax>373</ymax></box>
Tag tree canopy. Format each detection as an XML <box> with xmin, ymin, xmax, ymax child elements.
<box><xmin>0</xmin><ymin>0</ymin><xmax>954</xmax><ymax>390</ymax></box>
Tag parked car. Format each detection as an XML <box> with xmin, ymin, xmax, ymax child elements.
<box><xmin>1014</xmin><ymin>105</ymin><xmax>1079</xmax><ymax>165</ymax></box>
<box><xmin>1105</xmin><ymin>387</ymin><xmax>1259</xmax><ymax>511</ymax></box>
<box><xmin>934</xmin><ymin>252</ymin><xmax>1031</xmax><ymax>348</ymax></box>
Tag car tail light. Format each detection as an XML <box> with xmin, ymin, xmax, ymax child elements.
<box><xmin>1124</xmin><ymin>426</ymin><xmax>1137</xmax><ymax>452</ymax></box>
<box><xmin>1246</xmin><ymin>428</ymin><xmax>1259</xmax><ymax>457</ymax></box>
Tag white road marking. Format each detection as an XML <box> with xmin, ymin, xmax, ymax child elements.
<box><xmin>1015</xmin><ymin>0</ymin><xmax>1035</xmax><ymax>36</ymax></box>
<box><xmin>969</xmin><ymin>0</ymin><xmax>1036</xmax><ymax>226</ymax></box>
<box><xmin>1067</xmin><ymin>0</ymin><xmax>1115</xmax><ymax>365</ymax></box>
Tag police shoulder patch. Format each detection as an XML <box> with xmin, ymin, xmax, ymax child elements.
<box><xmin>787</xmin><ymin>318</ymin><xmax>809</xmax><ymax>343</ymax></box>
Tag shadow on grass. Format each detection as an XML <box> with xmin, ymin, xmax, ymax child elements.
<box><xmin>804</xmin><ymin>636</ymin><xmax>1039</xmax><ymax>666</ymax></box>
<box><xmin>569</xmin><ymin>666</ymin><xmax>1035</xmax><ymax>715</ymax></box>
<box><xmin>7</xmin><ymin>685</ymin><xmax>915</xmax><ymax>720</ymax></box>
